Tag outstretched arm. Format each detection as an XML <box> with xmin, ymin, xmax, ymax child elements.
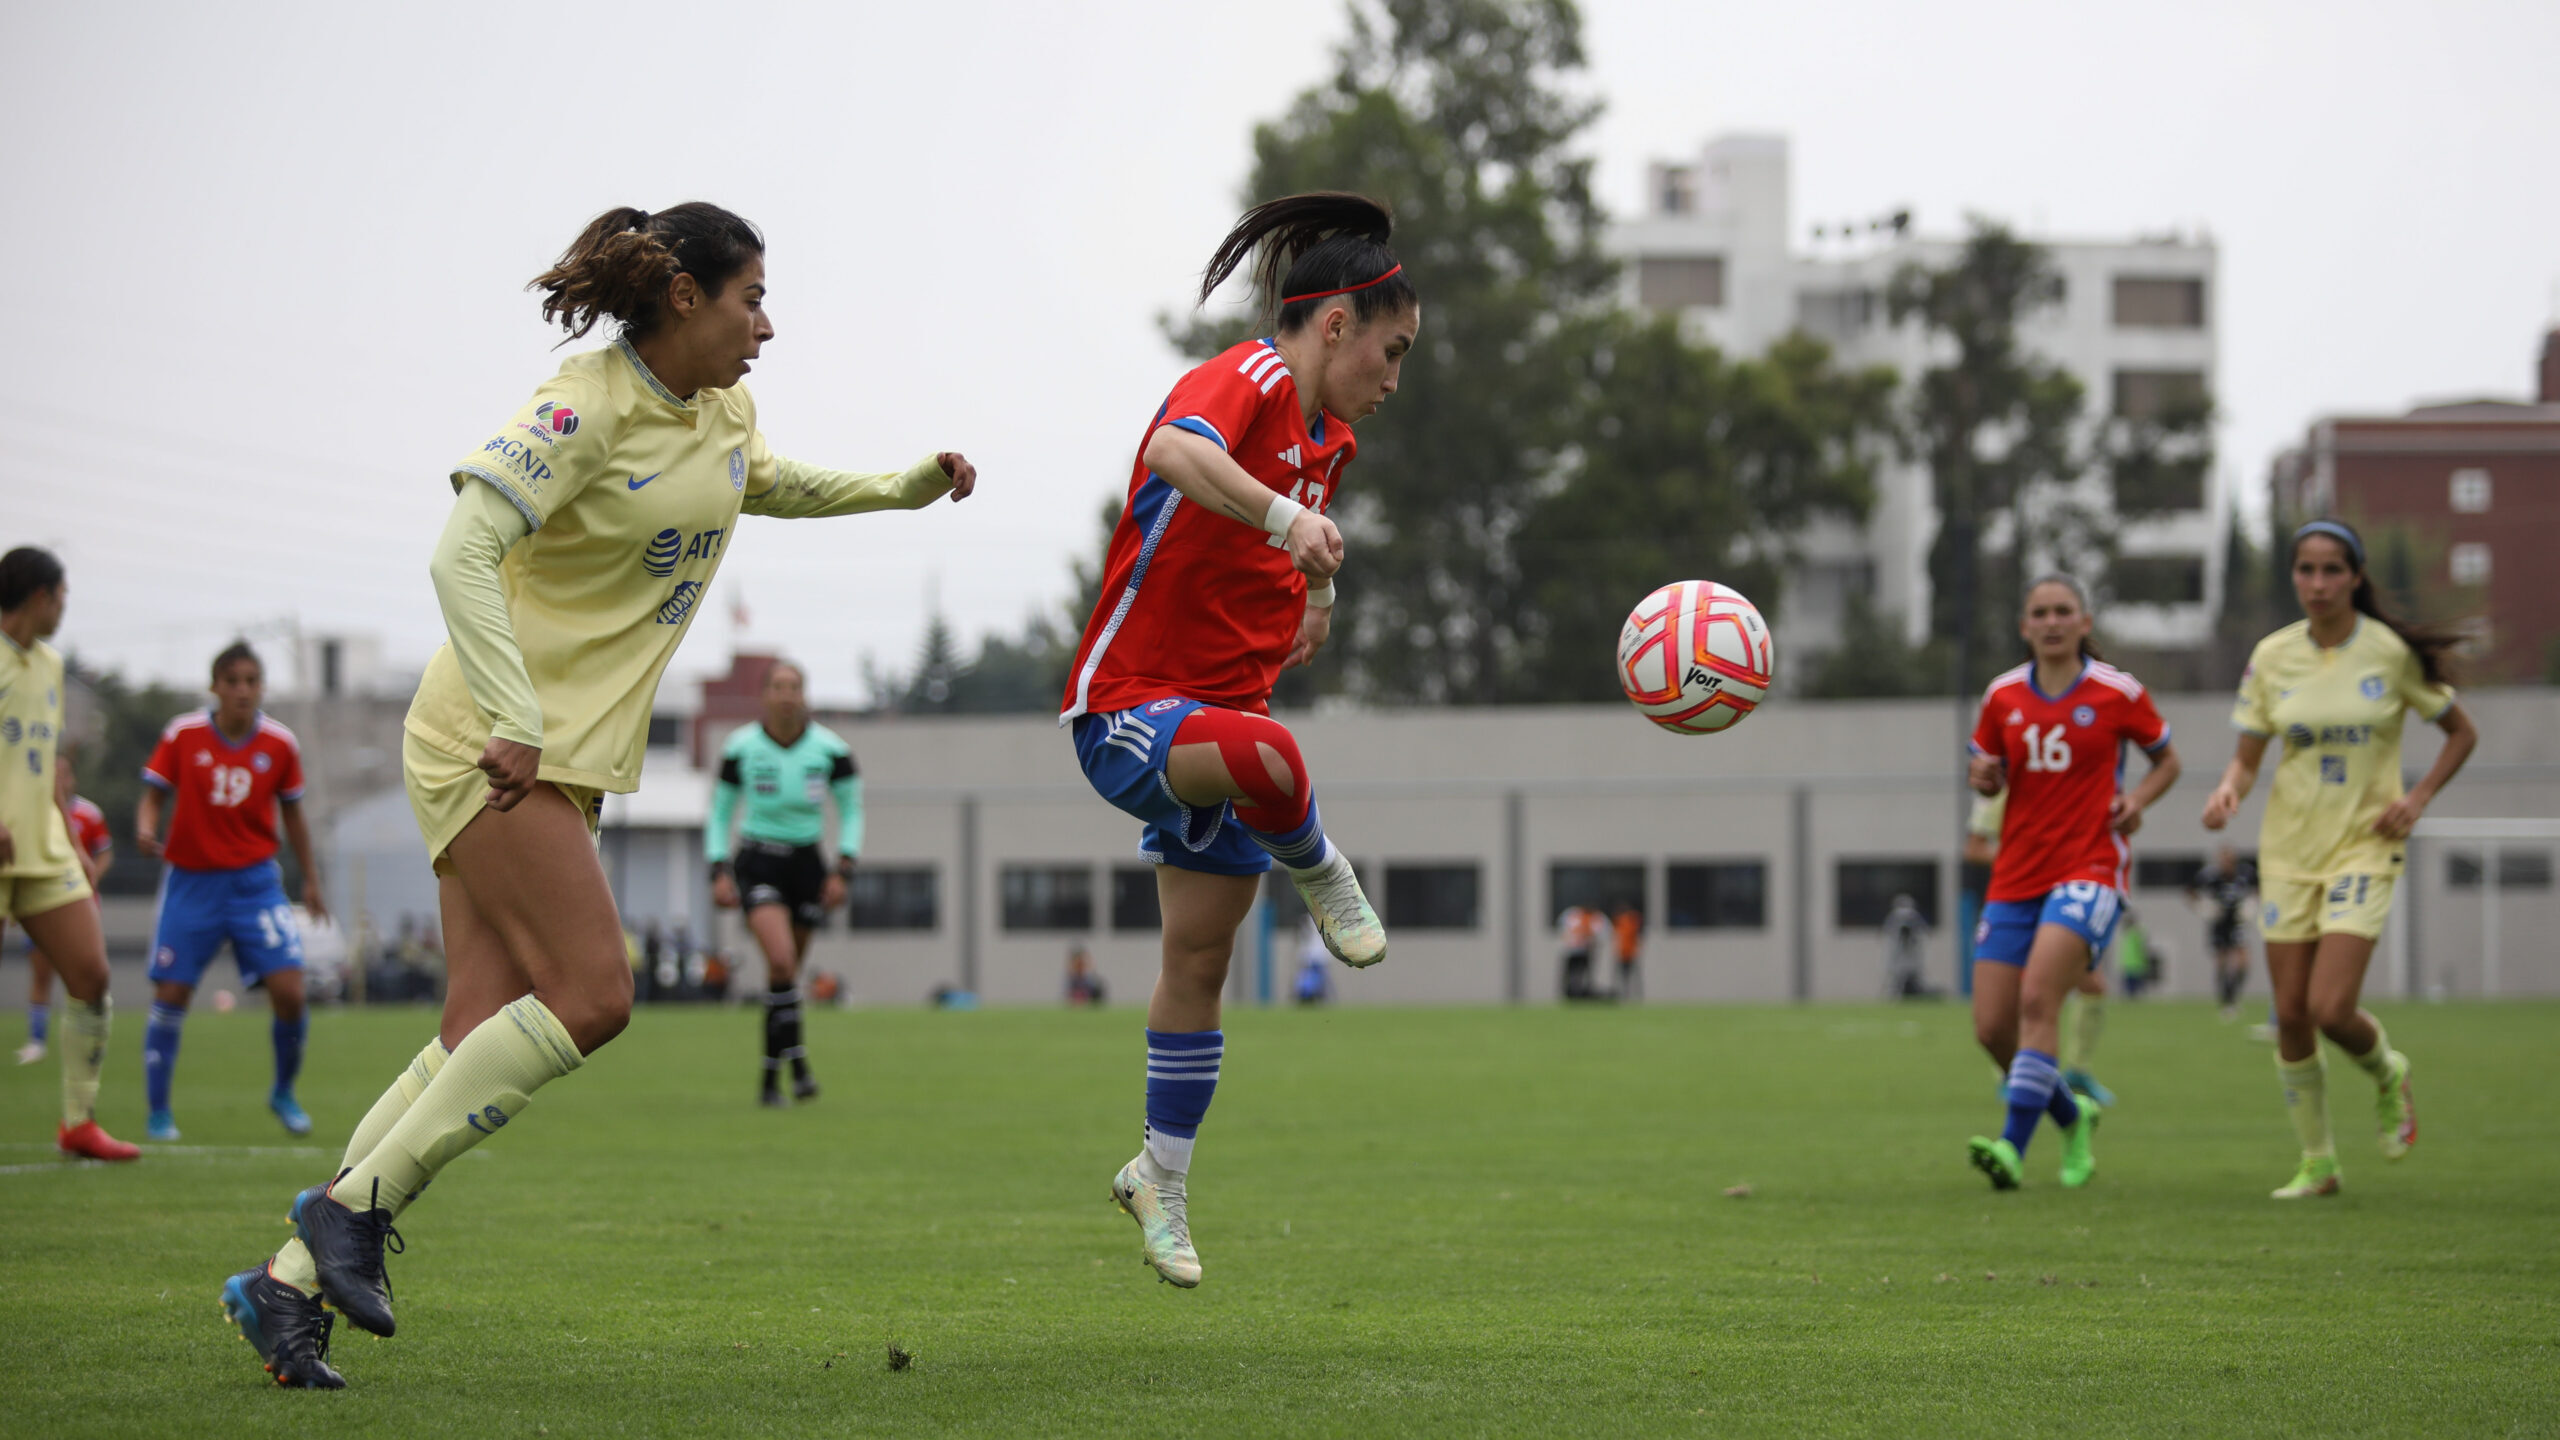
<box><xmin>743</xmin><ymin>453</ymin><xmax>970</xmax><ymax>519</ymax></box>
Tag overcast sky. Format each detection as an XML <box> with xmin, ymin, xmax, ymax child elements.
<box><xmin>6</xmin><ymin>0</ymin><xmax>2554</xmax><ymax>705</ymax></box>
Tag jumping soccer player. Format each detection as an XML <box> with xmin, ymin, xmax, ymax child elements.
<box><xmin>0</xmin><ymin>547</ymin><xmax>139</xmax><ymax>1161</ymax></box>
<box><xmin>2203</xmin><ymin>519</ymin><xmax>2475</xmax><ymax>1200</ymax></box>
<box><xmin>1061</xmin><ymin>192</ymin><xmax>1412</xmax><ymax>1287</ymax></box>
<box><xmin>219</xmin><ymin>202</ymin><xmax>978</xmax><ymax>1389</ymax></box>
<box><xmin>135</xmin><ymin>641</ymin><xmax>327</xmax><ymax>1141</ymax></box>
<box><xmin>14</xmin><ymin>753</ymin><xmax>114</xmax><ymax>1066</ymax></box>
<box><xmin>2189</xmin><ymin>845</ymin><xmax>2257</xmax><ymax>1019</ymax></box>
<box><xmin>708</xmin><ymin>659</ymin><xmax>859</xmax><ymax>1106</ymax></box>
<box><xmin>1965</xmin><ymin>576</ymin><xmax>2180</xmax><ymax>1191</ymax></box>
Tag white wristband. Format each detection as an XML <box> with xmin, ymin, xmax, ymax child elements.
<box><xmin>1262</xmin><ymin>492</ymin><xmax>1306</xmax><ymax>538</ymax></box>
<box><xmin>1305</xmin><ymin>579</ymin><xmax>1336</xmax><ymax>608</ymax></box>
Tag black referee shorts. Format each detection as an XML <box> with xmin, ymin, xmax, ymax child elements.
<box><xmin>734</xmin><ymin>840</ymin><xmax>829</xmax><ymax>929</ymax></box>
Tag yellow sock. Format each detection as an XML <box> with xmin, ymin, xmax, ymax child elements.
<box><xmin>272</xmin><ymin>1037</ymin><xmax>449</xmax><ymax>1294</ymax></box>
<box><xmin>58</xmin><ymin>996</ymin><xmax>109</xmax><ymax>1126</ymax></box>
<box><xmin>2278</xmin><ymin>1052</ymin><xmax>2334</xmax><ymax>1158</ymax></box>
<box><xmin>2067</xmin><ymin>992</ymin><xmax>2106</xmax><ymax>1070</ymax></box>
<box><xmin>333</xmin><ymin>998</ymin><xmax>583</xmax><ymax>1214</ymax></box>
<box><xmin>2344</xmin><ymin>1015</ymin><xmax>2395</xmax><ymax>1083</ymax></box>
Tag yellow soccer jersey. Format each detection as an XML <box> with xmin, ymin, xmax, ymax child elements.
<box><xmin>2232</xmin><ymin>618</ymin><xmax>2454</xmax><ymax>881</ymax></box>
<box><xmin>405</xmin><ymin>336</ymin><xmax>952</xmax><ymax>792</ymax></box>
<box><xmin>0</xmin><ymin>634</ymin><xmax>75</xmax><ymax>877</ymax></box>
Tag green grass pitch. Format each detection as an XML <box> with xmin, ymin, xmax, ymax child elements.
<box><xmin>1</xmin><ymin>998</ymin><xmax>2553</xmax><ymax>1437</ymax></box>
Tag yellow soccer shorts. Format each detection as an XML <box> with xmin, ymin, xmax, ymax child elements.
<box><xmin>404</xmin><ymin>731</ymin><xmax>603</xmax><ymax>879</ymax></box>
<box><xmin>2260</xmin><ymin>868</ymin><xmax>2398</xmax><ymax>944</ymax></box>
<box><xmin>2</xmin><ymin>865</ymin><xmax>93</xmax><ymax>921</ymax></box>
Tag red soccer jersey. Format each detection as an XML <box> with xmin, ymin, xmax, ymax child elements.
<box><xmin>142</xmin><ymin>711</ymin><xmax>305</xmax><ymax>872</ymax></box>
<box><xmin>1061</xmin><ymin>338</ymin><xmax>1356</xmax><ymax>720</ymax></box>
<box><xmin>1970</xmin><ymin>660</ymin><xmax>2170</xmax><ymax>903</ymax></box>
<box><xmin>65</xmin><ymin>796</ymin><xmax>111</xmax><ymax>858</ymax></box>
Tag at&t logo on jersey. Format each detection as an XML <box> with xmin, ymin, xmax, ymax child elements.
<box><xmin>643</xmin><ymin>528</ymin><xmax>683</xmax><ymax>577</ymax></box>
<box><xmin>657</xmin><ymin>581</ymin><xmax>703</xmax><ymax>625</ymax></box>
<box><xmin>0</xmin><ymin>717</ymin><xmax>16</xmax><ymax>745</ymax></box>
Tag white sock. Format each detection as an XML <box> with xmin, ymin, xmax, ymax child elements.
<box><xmin>1145</xmin><ymin>1127</ymin><xmax>1194</xmax><ymax>1176</ymax></box>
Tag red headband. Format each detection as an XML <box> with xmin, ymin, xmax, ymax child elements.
<box><xmin>1282</xmin><ymin>264</ymin><xmax>1404</xmax><ymax>306</ymax></box>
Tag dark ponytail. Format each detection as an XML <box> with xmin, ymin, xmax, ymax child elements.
<box><xmin>1198</xmin><ymin>192</ymin><xmax>1416</xmax><ymax>331</ymax></box>
<box><xmin>2290</xmin><ymin>521</ymin><xmax>2460</xmax><ymax>687</ymax></box>
<box><xmin>531</xmin><ymin>202</ymin><xmax>764</xmax><ymax>341</ymax></box>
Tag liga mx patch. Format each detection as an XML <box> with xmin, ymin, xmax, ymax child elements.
<box><xmin>535</xmin><ymin>401</ymin><xmax>580</xmax><ymax>437</ymax></box>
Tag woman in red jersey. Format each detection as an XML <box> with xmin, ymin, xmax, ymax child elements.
<box><xmin>1060</xmin><ymin>193</ymin><xmax>1417</xmax><ymax>1288</ymax></box>
<box><xmin>1964</xmin><ymin>576</ymin><xmax>2181</xmax><ymax>1191</ymax></box>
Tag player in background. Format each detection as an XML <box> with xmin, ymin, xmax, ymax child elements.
<box><xmin>2188</xmin><ymin>846</ymin><xmax>2257</xmax><ymax>1020</ymax></box>
<box><xmin>0</xmin><ymin>547</ymin><xmax>139</xmax><ymax>1160</ymax></box>
<box><xmin>1062</xmin><ymin>192</ymin><xmax>1412</xmax><ymax>1288</ymax></box>
<box><xmin>1965</xmin><ymin>787</ymin><xmax>2114</xmax><ymax>1105</ymax></box>
<box><xmin>707</xmin><ymin>659</ymin><xmax>858</xmax><ymax>1106</ymax></box>
<box><xmin>1965</xmin><ymin>577</ymin><xmax>2180</xmax><ymax>1190</ymax></box>
<box><xmin>2203</xmin><ymin>520</ymin><xmax>2476</xmax><ymax>1200</ymax></box>
<box><xmin>1612</xmin><ymin>905</ymin><xmax>1644</xmax><ymax>1002</ymax></box>
<box><xmin>13</xmin><ymin>750</ymin><xmax>114</xmax><ymax>1064</ymax></box>
<box><xmin>219</xmin><ymin>202</ymin><xmax>978</xmax><ymax>1390</ymax></box>
<box><xmin>134</xmin><ymin>642</ymin><xmax>327</xmax><ymax>1141</ymax></box>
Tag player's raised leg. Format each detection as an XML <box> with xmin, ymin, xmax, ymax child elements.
<box><xmin>1164</xmin><ymin>709</ymin><xmax>1380</xmax><ymax>966</ymax></box>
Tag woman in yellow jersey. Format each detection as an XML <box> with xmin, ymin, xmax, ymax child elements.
<box><xmin>2202</xmin><ymin>520</ymin><xmax>2475</xmax><ymax>1200</ymax></box>
<box><xmin>0</xmin><ymin>547</ymin><xmax>139</xmax><ymax>1162</ymax></box>
<box><xmin>220</xmin><ymin>204</ymin><xmax>978</xmax><ymax>1389</ymax></box>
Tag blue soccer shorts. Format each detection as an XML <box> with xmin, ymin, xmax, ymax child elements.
<box><xmin>1071</xmin><ymin>697</ymin><xmax>1271</xmax><ymax>877</ymax></box>
<box><xmin>1973</xmin><ymin>880</ymin><xmax>2123</xmax><ymax>970</ymax></box>
<box><xmin>148</xmin><ymin>861</ymin><xmax>304</xmax><ymax>988</ymax></box>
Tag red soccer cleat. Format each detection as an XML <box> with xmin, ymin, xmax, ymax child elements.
<box><xmin>57</xmin><ymin>1120</ymin><xmax>142</xmax><ymax>1162</ymax></box>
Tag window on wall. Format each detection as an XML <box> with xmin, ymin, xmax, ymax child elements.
<box><xmin>2113</xmin><ymin>554</ymin><xmax>2208</xmax><ymax>606</ymax></box>
<box><xmin>2132</xmin><ymin>855</ymin><xmax>2210</xmax><ymax>890</ymax></box>
<box><xmin>2450</xmin><ymin>543</ymin><xmax>2492</xmax><ymax>587</ymax></box>
<box><xmin>1665</xmin><ymin>860</ymin><xmax>1766</xmax><ymax>929</ymax></box>
<box><xmin>1111</xmin><ymin>865</ymin><xmax>1162</xmax><ymax>931</ymax></box>
<box><xmin>1385</xmin><ymin>864</ymin><xmax>1480</xmax><ymax>930</ymax></box>
<box><xmin>2112</xmin><ymin>369</ymin><xmax>2208</xmax><ymax>421</ymax></box>
<box><xmin>846</xmin><ymin>866</ymin><xmax>937</xmax><ymax>931</ymax></box>
<box><xmin>2449</xmin><ymin>468</ymin><xmax>2492</xmax><ymax>514</ymax></box>
<box><xmin>1837</xmin><ymin>859</ymin><xmax>1938</xmax><ymax>928</ymax></box>
<box><xmin>1000</xmin><ymin>865</ymin><xmax>1092</xmax><ymax>931</ymax></box>
<box><xmin>1550</xmin><ymin>862</ymin><xmax>1646</xmax><ymax>925</ymax></box>
<box><xmin>2111</xmin><ymin>276</ymin><xmax>2207</xmax><ymax>328</ymax></box>
<box><xmin>646</xmin><ymin>714</ymin><xmax>683</xmax><ymax>748</ymax></box>
<box><xmin>2448</xmin><ymin>850</ymin><xmax>2554</xmax><ymax>890</ymax></box>
<box><xmin>1638</xmin><ymin>255</ymin><xmax>1725</xmax><ymax>309</ymax></box>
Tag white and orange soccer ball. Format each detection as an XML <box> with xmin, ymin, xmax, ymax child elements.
<box><xmin>1615</xmin><ymin>580</ymin><xmax>1775</xmax><ymax>733</ymax></box>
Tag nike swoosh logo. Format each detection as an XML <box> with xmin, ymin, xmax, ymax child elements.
<box><xmin>628</xmin><ymin>472</ymin><xmax>662</xmax><ymax>491</ymax></box>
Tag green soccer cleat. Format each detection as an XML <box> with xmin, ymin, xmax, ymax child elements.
<box><xmin>2057</xmin><ymin>1096</ymin><xmax>2102</xmax><ymax>1189</ymax></box>
<box><xmin>2271</xmin><ymin>1155</ymin><xmax>2341</xmax><ymax>1199</ymax></box>
<box><xmin>2376</xmin><ymin>1051</ymin><xmax>2416</xmax><ymax>1160</ymax></box>
<box><xmin>1967</xmin><ymin>1135</ymin><xmax>2023</xmax><ymax>1191</ymax></box>
<box><xmin>2062</xmin><ymin>1068</ymin><xmax>2117</xmax><ymax>1109</ymax></box>
<box><xmin>1291</xmin><ymin>850</ymin><xmax>1386</xmax><ymax>969</ymax></box>
<box><xmin>1112</xmin><ymin>1152</ymin><xmax>1201</xmax><ymax>1287</ymax></box>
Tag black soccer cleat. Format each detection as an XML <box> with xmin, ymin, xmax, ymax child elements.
<box><xmin>291</xmin><ymin>1177</ymin><xmax>402</xmax><ymax>1338</ymax></box>
<box><xmin>221</xmin><ymin>1263</ymin><xmax>346</xmax><ymax>1389</ymax></box>
<box><xmin>792</xmin><ymin>1073</ymin><xmax>821</xmax><ymax>1103</ymax></box>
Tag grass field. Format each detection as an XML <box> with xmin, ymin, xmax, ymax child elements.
<box><xmin>1</xmin><ymin>997</ymin><xmax>2553</xmax><ymax>1438</ymax></box>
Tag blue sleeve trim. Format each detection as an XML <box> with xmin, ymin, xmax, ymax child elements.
<box><xmin>1167</xmin><ymin>416</ymin><xmax>1230</xmax><ymax>452</ymax></box>
<box><xmin>140</xmin><ymin>770</ymin><xmax>173</xmax><ymax>790</ymax></box>
<box><xmin>2142</xmin><ymin>726</ymin><xmax>2174</xmax><ymax>754</ymax></box>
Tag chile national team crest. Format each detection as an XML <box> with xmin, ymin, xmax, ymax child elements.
<box><xmin>2071</xmin><ymin>705</ymin><xmax>2096</xmax><ymax>728</ymax></box>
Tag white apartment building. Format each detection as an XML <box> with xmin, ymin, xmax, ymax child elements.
<box><xmin>1610</xmin><ymin>134</ymin><xmax>2224</xmax><ymax>663</ymax></box>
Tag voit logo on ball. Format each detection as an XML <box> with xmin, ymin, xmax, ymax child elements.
<box><xmin>642</xmin><ymin>528</ymin><xmax>683</xmax><ymax>577</ymax></box>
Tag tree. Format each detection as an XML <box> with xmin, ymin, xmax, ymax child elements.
<box><xmin>59</xmin><ymin>662</ymin><xmax>195</xmax><ymax>895</ymax></box>
<box><xmin>1888</xmin><ymin>222</ymin><xmax>2092</xmax><ymax>697</ymax></box>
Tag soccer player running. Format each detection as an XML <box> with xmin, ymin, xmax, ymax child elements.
<box><xmin>1061</xmin><ymin>193</ymin><xmax>1412</xmax><ymax>1287</ymax></box>
<box><xmin>707</xmin><ymin>659</ymin><xmax>859</xmax><ymax>1106</ymax></box>
<box><xmin>0</xmin><ymin>547</ymin><xmax>140</xmax><ymax>1161</ymax></box>
<box><xmin>2188</xmin><ymin>845</ymin><xmax>2257</xmax><ymax>1020</ymax></box>
<box><xmin>1965</xmin><ymin>577</ymin><xmax>2180</xmax><ymax>1190</ymax></box>
<box><xmin>2202</xmin><ymin>520</ymin><xmax>2475</xmax><ymax>1200</ymax></box>
<box><xmin>13</xmin><ymin>752</ymin><xmax>114</xmax><ymax>1066</ymax></box>
<box><xmin>1966</xmin><ymin>788</ymin><xmax>2116</xmax><ymax>1105</ymax></box>
<box><xmin>219</xmin><ymin>203</ymin><xmax>978</xmax><ymax>1389</ymax></box>
<box><xmin>133</xmin><ymin>642</ymin><xmax>327</xmax><ymax>1141</ymax></box>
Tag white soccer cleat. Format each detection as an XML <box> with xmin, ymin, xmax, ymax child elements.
<box><xmin>1112</xmin><ymin>1152</ymin><xmax>1201</xmax><ymax>1288</ymax></box>
<box><xmin>13</xmin><ymin>1041</ymin><xmax>44</xmax><ymax>1066</ymax></box>
<box><xmin>1291</xmin><ymin>850</ymin><xmax>1386</xmax><ymax>968</ymax></box>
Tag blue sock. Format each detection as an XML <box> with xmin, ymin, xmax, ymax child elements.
<box><xmin>2046</xmin><ymin>1078</ymin><xmax>2082</xmax><ymax>1130</ymax></box>
<box><xmin>271</xmin><ymin>1015</ymin><xmax>308</xmax><ymax>1096</ymax></box>
<box><xmin>1143</xmin><ymin>1028</ymin><xmax>1223</xmax><ymax>1173</ymax></box>
<box><xmin>2001</xmin><ymin>1048</ymin><xmax>2063</xmax><ymax>1154</ymax></box>
<box><xmin>26</xmin><ymin>1003</ymin><xmax>46</xmax><ymax>1044</ymax></box>
<box><xmin>1241</xmin><ymin>802</ymin><xmax>1330</xmax><ymax>871</ymax></box>
<box><xmin>144</xmin><ymin>1003</ymin><xmax>187</xmax><ymax>1114</ymax></box>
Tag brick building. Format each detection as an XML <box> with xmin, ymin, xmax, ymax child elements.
<box><xmin>2270</xmin><ymin>328</ymin><xmax>2560</xmax><ymax>682</ymax></box>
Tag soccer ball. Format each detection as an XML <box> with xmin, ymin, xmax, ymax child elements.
<box><xmin>1615</xmin><ymin>580</ymin><xmax>1775</xmax><ymax>733</ymax></box>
